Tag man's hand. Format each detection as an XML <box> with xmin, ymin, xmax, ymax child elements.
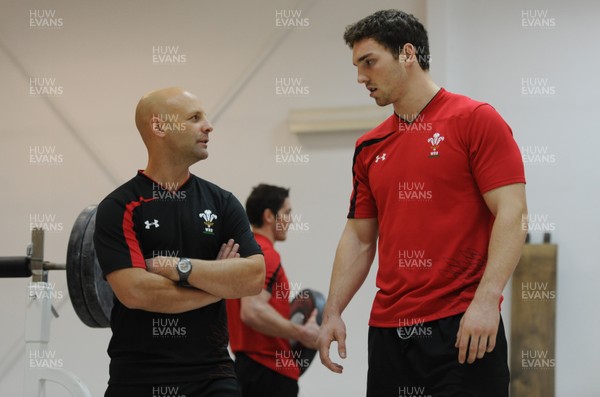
<box><xmin>217</xmin><ymin>239</ymin><xmax>240</xmax><ymax>260</ymax></box>
<box><xmin>455</xmin><ymin>300</ymin><xmax>500</xmax><ymax>364</ymax></box>
<box><xmin>297</xmin><ymin>309</ymin><xmax>320</xmax><ymax>350</ymax></box>
<box><xmin>317</xmin><ymin>313</ymin><xmax>347</xmax><ymax>373</ymax></box>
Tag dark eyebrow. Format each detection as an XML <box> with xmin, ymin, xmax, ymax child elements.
<box><xmin>353</xmin><ymin>52</ymin><xmax>373</xmax><ymax>66</ymax></box>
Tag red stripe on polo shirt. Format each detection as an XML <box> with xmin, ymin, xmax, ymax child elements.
<box><xmin>123</xmin><ymin>197</ymin><xmax>154</xmax><ymax>268</ymax></box>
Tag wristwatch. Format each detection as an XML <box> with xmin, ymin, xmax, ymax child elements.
<box><xmin>176</xmin><ymin>257</ymin><xmax>192</xmax><ymax>287</ymax></box>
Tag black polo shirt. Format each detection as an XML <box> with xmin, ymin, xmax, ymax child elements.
<box><xmin>94</xmin><ymin>171</ymin><xmax>262</xmax><ymax>385</ymax></box>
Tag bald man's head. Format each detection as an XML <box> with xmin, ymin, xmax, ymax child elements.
<box><xmin>134</xmin><ymin>87</ymin><xmax>213</xmax><ymax>165</ymax></box>
<box><xmin>135</xmin><ymin>87</ymin><xmax>193</xmax><ymax>136</ymax></box>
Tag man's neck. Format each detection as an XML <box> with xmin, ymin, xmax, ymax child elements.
<box><xmin>393</xmin><ymin>76</ymin><xmax>440</xmax><ymax>122</ymax></box>
<box><xmin>143</xmin><ymin>159</ymin><xmax>191</xmax><ymax>191</ymax></box>
<box><xmin>253</xmin><ymin>227</ymin><xmax>275</xmax><ymax>245</ymax></box>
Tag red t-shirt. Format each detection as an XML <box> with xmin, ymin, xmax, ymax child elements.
<box><xmin>226</xmin><ymin>233</ymin><xmax>300</xmax><ymax>380</ymax></box>
<box><xmin>349</xmin><ymin>89</ymin><xmax>526</xmax><ymax>327</ymax></box>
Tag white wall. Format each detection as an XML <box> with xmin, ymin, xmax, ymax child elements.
<box><xmin>1</xmin><ymin>0</ymin><xmax>597</xmax><ymax>396</ymax></box>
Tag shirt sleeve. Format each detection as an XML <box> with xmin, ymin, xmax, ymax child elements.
<box><xmin>262</xmin><ymin>250</ymin><xmax>282</xmax><ymax>294</ymax></box>
<box><xmin>94</xmin><ymin>197</ymin><xmax>146</xmax><ymax>278</ymax></box>
<box><xmin>348</xmin><ymin>145</ymin><xmax>378</xmax><ymax>219</ymax></box>
<box><xmin>466</xmin><ymin>104</ymin><xmax>526</xmax><ymax>194</ymax></box>
<box><xmin>221</xmin><ymin>193</ymin><xmax>263</xmax><ymax>258</ymax></box>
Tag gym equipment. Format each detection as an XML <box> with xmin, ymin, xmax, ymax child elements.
<box><xmin>0</xmin><ymin>205</ymin><xmax>112</xmax><ymax>328</ymax></box>
<box><xmin>66</xmin><ymin>205</ymin><xmax>113</xmax><ymax>328</ymax></box>
<box><xmin>0</xmin><ymin>227</ymin><xmax>94</xmax><ymax>396</ymax></box>
<box><xmin>510</xmin><ymin>233</ymin><xmax>557</xmax><ymax>397</ymax></box>
<box><xmin>0</xmin><ymin>205</ymin><xmax>109</xmax><ymax>396</ymax></box>
<box><xmin>289</xmin><ymin>288</ymin><xmax>326</xmax><ymax>375</ymax></box>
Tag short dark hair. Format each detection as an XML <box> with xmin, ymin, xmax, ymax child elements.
<box><xmin>245</xmin><ymin>184</ymin><xmax>290</xmax><ymax>227</ymax></box>
<box><xmin>343</xmin><ymin>9</ymin><xmax>431</xmax><ymax>71</ymax></box>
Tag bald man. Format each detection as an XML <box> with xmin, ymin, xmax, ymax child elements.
<box><xmin>94</xmin><ymin>87</ymin><xmax>265</xmax><ymax>397</ymax></box>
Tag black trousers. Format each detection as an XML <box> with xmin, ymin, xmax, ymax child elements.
<box><xmin>367</xmin><ymin>313</ymin><xmax>510</xmax><ymax>397</ymax></box>
<box><xmin>105</xmin><ymin>377</ymin><xmax>240</xmax><ymax>397</ymax></box>
<box><xmin>234</xmin><ymin>352</ymin><xmax>299</xmax><ymax>397</ymax></box>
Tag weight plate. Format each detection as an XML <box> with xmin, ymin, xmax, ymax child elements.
<box><xmin>66</xmin><ymin>205</ymin><xmax>113</xmax><ymax>328</ymax></box>
<box><xmin>289</xmin><ymin>288</ymin><xmax>326</xmax><ymax>375</ymax></box>
<box><xmin>80</xmin><ymin>205</ymin><xmax>113</xmax><ymax>328</ymax></box>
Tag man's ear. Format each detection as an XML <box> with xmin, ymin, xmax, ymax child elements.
<box><xmin>262</xmin><ymin>208</ymin><xmax>276</xmax><ymax>225</ymax></box>
<box><xmin>150</xmin><ymin>115</ymin><xmax>166</xmax><ymax>138</ymax></box>
<box><xmin>399</xmin><ymin>43</ymin><xmax>417</xmax><ymax>65</ymax></box>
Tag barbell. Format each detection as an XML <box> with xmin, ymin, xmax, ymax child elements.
<box><xmin>0</xmin><ymin>205</ymin><xmax>113</xmax><ymax>328</ymax></box>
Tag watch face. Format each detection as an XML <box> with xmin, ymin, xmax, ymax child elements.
<box><xmin>178</xmin><ymin>259</ymin><xmax>192</xmax><ymax>273</ymax></box>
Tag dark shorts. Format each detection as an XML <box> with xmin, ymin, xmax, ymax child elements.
<box><xmin>105</xmin><ymin>378</ymin><xmax>240</xmax><ymax>397</ymax></box>
<box><xmin>367</xmin><ymin>313</ymin><xmax>510</xmax><ymax>397</ymax></box>
<box><xmin>234</xmin><ymin>352</ymin><xmax>299</xmax><ymax>397</ymax></box>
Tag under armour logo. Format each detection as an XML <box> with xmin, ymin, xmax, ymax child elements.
<box><xmin>144</xmin><ymin>219</ymin><xmax>160</xmax><ymax>229</ymax></box>
<box><xmin>375</xmin><ymin>153</ymin><xmax>387</xmax><ymax>163</ymax></box>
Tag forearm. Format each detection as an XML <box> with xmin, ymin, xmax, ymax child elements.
<box><xmin>187</xmin><ymin>254</ymin><xmax>264</xmax><ymax>298</ymax></box>
<box><xmin>242</xmin><ymin>299</ymin><xmax>301</xmax><ymax>340</ymax></box>
<box><xmin>317</xmin><ymin>219</ymin><xmax>377</xmax><ymax>372</ymax></box>
<box><xmin>474</xmin><ymin>206</ymin><xmax>528</xmax><ymax>304</ymax></box>
<box><xmin>324</xmin><ymin>220</ymin><xmax>377</xmax><ymax>319</ymax></box>
<box><xmin>150</xmin><ymin>254</ymin><xmax>265</xmax><ymax>299</ymax></box>
<box><xmin>108</xmin><ymin>268</ymin><xmax>220</xmax><ymax>314</ymax></box>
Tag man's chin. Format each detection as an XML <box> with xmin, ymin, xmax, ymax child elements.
<box><xmin>196</xmin><ymin>151</ymin><xmax>209</xmax><ymax>161</ymax></box>
<box><xmin>375</xmin><ymin>97</ymin><xmax>391</xmax><ymax>107</ymax></box>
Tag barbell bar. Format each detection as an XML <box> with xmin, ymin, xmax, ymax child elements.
<box><xmin>0</xmin><ymin>205</ymin><xmax>113</xmax><ymax>328</ymax></box>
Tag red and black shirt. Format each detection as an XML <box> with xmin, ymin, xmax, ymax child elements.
<box><xmin>349</xmin><ymin>89</ymin><xmax>526</xmax><ymax>327</ymax></box>
<box><xmin>226</xmin><ymin>233</ymin><xmax>300</xmax><ymax>380</ymax></box>
<box><xmin>94</xmin><ymin>171</ymin><xmax>262</xmax><ymax>385</ymax></box>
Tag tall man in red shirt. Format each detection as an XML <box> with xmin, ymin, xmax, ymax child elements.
<box><xmin>317</xmin><ymin>10</ymin><xmax>528</xmax><ymax>397</ymax></box>
<box><xmin>227</xmin><ymin>184</ymin><xmax>320</xmax><ymax>397</ymax></box>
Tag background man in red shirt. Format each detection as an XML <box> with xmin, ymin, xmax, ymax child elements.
<box><xmin>227</xmin><ymin>184</ymin><xmax>320</xmax><ymax>397</ymax></box>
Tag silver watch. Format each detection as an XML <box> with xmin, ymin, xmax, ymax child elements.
<box><xmin>176</xmin><ymin>257</ymin><xmax>192</xmax><ymax>287</ymax></box>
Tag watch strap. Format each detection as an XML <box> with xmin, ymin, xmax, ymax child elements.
<box><xmin>177</xmin><ymin>257</ymin><xmax>192</xmax><ymax>287</ymax></box>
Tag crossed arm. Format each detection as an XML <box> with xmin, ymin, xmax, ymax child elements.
<box><xmin>106</xmin><ymin>240</ymin><xmax>265</xmax><ymax>314</ymax></box>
